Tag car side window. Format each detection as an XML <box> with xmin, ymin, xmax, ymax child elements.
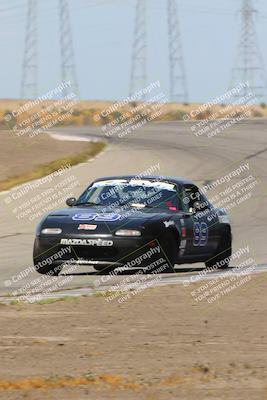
<box><xmin>182</xmin><ymin>184</ymin><xmax>210</xmax><ymax>213</ymax></box>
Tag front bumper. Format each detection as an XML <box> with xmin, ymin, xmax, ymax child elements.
<box><xmin>33</xmin><ymin>234</ymin><xmax>160</xmax><ymax>268</ymax></box>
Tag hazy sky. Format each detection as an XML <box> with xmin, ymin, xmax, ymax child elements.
<box><xmin>0</xmin><ymin>0</ymin><xmax>266</xmax><ymax>102</ymax></box>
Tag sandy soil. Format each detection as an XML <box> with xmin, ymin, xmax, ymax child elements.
<box><xmin>0</xmin><ymin>272</ymin><xmax>266</xmax><ymax>400</ymax></box>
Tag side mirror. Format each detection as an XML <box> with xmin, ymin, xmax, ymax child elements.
<box><xmin>66</xmin><ymin>197</ymin><xmax>76</xmax><ymax>207</ymax></box>
<box><xmin>193</xmin><ymin>201</ymin><xmax>203</xmax><ymax>211</ymax></box>
<box><xmin>189</xmin><ymin>202</ymin><xmax>200</xmax><ymax>214</ymax></box>
<box><xmin>192</xmin><ymin>201</ymin><xmax>209</xmax><ymax>213</ymax></box>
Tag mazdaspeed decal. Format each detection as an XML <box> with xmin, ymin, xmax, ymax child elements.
<box><xmin>60</xmin><ymin>238</ymin><xmax>113</xmax><ymax>246</ymax></box>
<box><xmin>72</xmin><ymin>213</ymin><xmax>121</xmax><ymax>222</ymax></box>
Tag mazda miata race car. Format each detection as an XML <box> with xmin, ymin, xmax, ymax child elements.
<box><xmin>33</xmin><ymin>175</ymin><xmax>232</xmax><ymax>275</ymax></box>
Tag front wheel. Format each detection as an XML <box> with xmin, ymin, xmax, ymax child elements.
<box><xmin>150</xmin><ymin>232</ymin><xmax>178</xmax><ymax>273</ymax></box>
<box><xmin>33</xmin><ymin>260</ymin><xmax>63</xmax><ymax>275</ymax></box>
<box><xmin>33</xmin><ymin>238</ymin><xmax>63</xmax><ymax>275</ymax></box>
<box><xmin>93</xmin><ymin>265</ymin><xmax>116</xmax><ymax>273</ymax></box>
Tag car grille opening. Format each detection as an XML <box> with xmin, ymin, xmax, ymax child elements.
<box><xmin>61</xmin><ymin>245</ymin><xmax>118</xmax><ymax>261</ymax></box>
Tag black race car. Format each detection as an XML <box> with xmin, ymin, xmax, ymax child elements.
<box><xmin>33</xmin><ymin>175</ymin><xmax>232</xmax><ymax>275</ymax></box>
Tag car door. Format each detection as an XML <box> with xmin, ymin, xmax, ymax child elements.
<box><xmin>180</xmin><ymin>184</ymin><xmax>220</xmax><ymax>258</ymax></box>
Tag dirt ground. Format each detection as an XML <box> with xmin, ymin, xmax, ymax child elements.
<box><xmin>0</xmin><ymin>131</ymin><xmax>97</xmax><ymax>182</ymax></box>
<box><xmin>0</xmin><ymin>272</ymin><xmax>266</xmax><ymax>400</ymax></box>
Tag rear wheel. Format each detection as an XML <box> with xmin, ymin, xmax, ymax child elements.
<box><xmin>205</xmin><ymin>230</ymin><xmax>232</xmax><ymax>270</ymax></box>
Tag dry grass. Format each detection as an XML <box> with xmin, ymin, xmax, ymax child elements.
<box><xmin>0</xmin><ymin>99</ymin><xmax>266</xmax><ymax>131</ymax></box>
<box><xmin>0</xmin><ymin>371</ymin><xmax>216</xmax><ymax>392</ymax></box>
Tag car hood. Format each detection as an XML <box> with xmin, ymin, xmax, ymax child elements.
<box><xmin>40</xmin><ymin>206</ymin><xmax>174</xmax><ymax>233</ymax></box>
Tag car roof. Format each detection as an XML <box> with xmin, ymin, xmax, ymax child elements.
<box><xmin>92</xmin><ymin>175</ymin><xmax>195</xmax><ymax>186</ymax></box>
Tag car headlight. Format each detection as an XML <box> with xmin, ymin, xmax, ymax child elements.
<box><xmin>41</xmin><ymin>228</ymin><xmax>62</xmax><ymax>234</ymax></box>
<box><xmin>115</xmin><ymin>229</ymin><xmax>141</xmax><ymax>237</ymax></box>
<box><xmin>218</xmin><ymin>215</ymin><xmax>230</xmax><ymax>224</ymax></box>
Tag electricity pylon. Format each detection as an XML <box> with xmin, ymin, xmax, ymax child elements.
<box><xmin>167</xmin><ymin>0</ymin><xmax>188</xmax><ymax>103</ymax></box>
<box><xmin>230</xmin><ymin>0</ymin><xmax>267</xmax><ymax>101</ymax></box>
<box><xmin>59</xmin><ymin>0</ymin><xmax>80</xmax><ymax>98</ymax></box>
<box><xmin>130</xmin><ymin>0</ymin><xmax>147</xmax><ymax>99</ymax></box>
<box><xmin>21</xmin><ymin>0</ymin><xmax>38</xmax><ymax>99</ymax></box>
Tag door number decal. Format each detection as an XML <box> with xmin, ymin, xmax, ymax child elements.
<box><xmin>193</xmin><ymin>222</ymin><xmax>208</xmax><ymax>246</ymax></box>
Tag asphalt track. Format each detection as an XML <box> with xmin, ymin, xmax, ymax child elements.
<box><xmin>0</xmin><ymin>119</ymin><xmax>266</xmax><ymax>301</ymax></box>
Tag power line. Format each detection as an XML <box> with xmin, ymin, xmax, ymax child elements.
<box><xmin>0</xmin><ymin>0</ymin><xmax>124</xmax><ymax>26</ymax></box>
<box><xmin>0</xmin><ymin>3</ymin><xmax>27</xmax><ymax>13</ymax></box>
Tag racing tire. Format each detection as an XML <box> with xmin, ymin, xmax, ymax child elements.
<box><xmin>33</xmin><ymin>238</ymin><xmax>63</xmax><ymax>275</ymax></box>
<box><xmin>205</xmin><ymin>230</ymin><xmax>232</xmax><ymax>270</ymax></box>
<box><xmin>34</xmin><ymin>261</ymin><xmax>63</xmax><ymax>276</ymax></box>
<box><xmin>151</xmin><ymin>232</ymin><xmax>177</xmax><ymax>274</ymax></box>
<box><xmin>93</xmin><ymin>265</ymin><xmax>116</xmax><ymax>273</ymax></box>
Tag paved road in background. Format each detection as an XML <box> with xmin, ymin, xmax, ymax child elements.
<box><xmin>0</xmin><ymin>119</ymin><xmax>266</xmax><ymax>298</ymax></box>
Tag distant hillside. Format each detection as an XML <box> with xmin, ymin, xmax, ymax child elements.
<box><xmin>0</xmin><ymin>99</ymin><xmax>266</xmax><ymax>131</ymax></box>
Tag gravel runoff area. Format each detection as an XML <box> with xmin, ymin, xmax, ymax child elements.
<box><xmin>0</xmin><ymin>271</ymin><xmax>266</xmax><ymax>400</ymax></box>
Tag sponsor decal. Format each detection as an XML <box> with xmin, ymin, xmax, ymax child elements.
<box><xmin>60</xmin><ymin>238</ymin><xmax>113</xmax><ymax>246</ymax></box>
<box><xmin>179</xmin><ymin>239</ymin><xmax>187</xmax><ymax>256</ymax></box>
<box><xmin>163</xmin><ymin>220</ymin><xmax>175</xmax><ymax>228</ymax></box>
<box><xmin>193</xmin><ymin>222</ymin><xmax>208</xmax><ymax>246</ymax></box>
<box><xmin>76</xmin><ymin>259</ymin><xmax>94</xmax><ymax>264</ymax></box>
<box><xmin>78</xmin><ymin>224</ymin><xmax>97</xmax><ymax>230</ymax></box>
<box><xmin>72</xmin><ymin>213</ymin><xmax>121</xmax><ymax>222</ymax></box>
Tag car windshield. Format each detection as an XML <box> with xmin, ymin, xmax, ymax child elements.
<box><xmin>75</xmin><ymin>179</ymin><xmax>179</xmax><ymax>211</ymax></box>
